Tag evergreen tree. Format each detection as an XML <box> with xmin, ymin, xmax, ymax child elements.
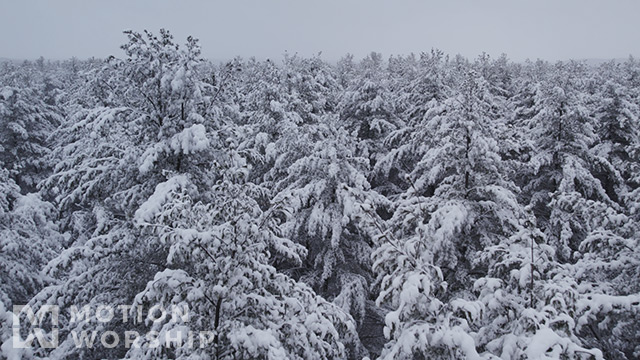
<box><xmin>15</xmin><ymin>30</ymin><xmax>362</xmax><ymax>360</ymax></box>
<box><xmin>0</xmin><ymin>168</ymin><xmax>62</xmax><ymax>305</ymax></box>
<box><xmin>592</xmin><ymin>80</ymin><xmax>640</xmax><ymax>194</ymax></box>
<box><xmin>272</xmin><ymin>118</ymin><xmax>384</xmax><ymax>357</ymax></box>
<box><xmin>0</xmin><ymin>85</ymin><xmax>62</xmax><ymax>191</ymax></box>
<box><xmin>523</xmin><ymin>65</ymin><xmax>640</xmax><ymax>359</ymax></box>
<box><xmin>339</xmin><ymin>52</ymin><xmax>400</xmax><ymax>166</ymax></box>
<box><xmin>373</xmin><ymin>72</ymin><xmax>525</xmax><ymax>358</ymax></box>
<box><xmin>3</xmin><ymin>32</ymin><xmax>640</xmax><ymax>360</ymax></box>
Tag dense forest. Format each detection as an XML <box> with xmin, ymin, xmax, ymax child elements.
<box><xmin>1</xmin><ymin>29</ymin><xmax>639</xmax><ymax>359</ymax></box>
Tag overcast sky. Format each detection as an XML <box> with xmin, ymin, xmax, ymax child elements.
<box><xmin>1</xmin><ymin>0</ymin><xmax>639</xmax><ymax>63</ymax></box>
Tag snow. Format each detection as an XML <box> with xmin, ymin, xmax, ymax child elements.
<box><xmin>576</xmin><ymin>293</ymin><xmax>640</xmax><ymax>330</ymax></box>
<box><xmin>134</xmin><ymin>175</ymin><xmax>190</xmax><ymax>225</ymax></box>
<box><xmin>428</xmin><ymin>201</ymin><xmax>468</xmax><ymax>245</ymax></box>
<box><xmin>228</xmin><ymin>326</ymin><xmax>287</xmax><ymax>358</ymax></box>
<box><xmin>525</xmin><ymin>328</ymin><xmax>603</xmax><ymax>360</ymax></box>
<box><xmin>269</xmin><ymin>100</ymin><xmax>284</xmax><ymax>113</ymax></box>
<box><xmin>170</xmin><ymin>66</ymin><xmax>186</xmax><ymax>92</ymax></box>
<box><xmin>139</xmin><ymin>144</ymin><xmax>161</xmax><ymax>174</ymax></box>
<box><xmin>5</xmin><ymin>41</ymin><xmax>640</xmax><ymax>360</ymax></box>
<box><xmin>0</xmin><ymin>87</ymin><xmax>14</xmax><ymax>100</ymax></box>
<box><xmin>139</xmin><ymin>124</ymin><xmax>209</xmax><ymax>173</ymax></box>
<box><xmin>385</xmin><ymin>323</ymin><xmax>483</xmax><ymax>360</ymax></box>
<box><xmin>438</xmin><ymin>327</ymin><xmax>482</xmax><ymax>360</ymax></box>
<box><xmin>169</xmin><ymin>124</ymin><xmax>210</xmax><ymax>155</ymax></box>
<box><xmin>7</xmin><ymin>122</ymin><xmax>28</xmax><ymax>139</ymax></box>
<box><xmin>451</xmin><ymin>299</ymin><xmax>484</xmax><ymax>323</ymax></box>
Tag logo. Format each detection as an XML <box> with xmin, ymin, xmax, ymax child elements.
<box><xmin>12</xmin><ymin>305</ymin><xmax>59</xmax><ymax>349</ymax></box>
<box><xmin>10</xmin><ymin>303</ymin><xmax>214</xmax><ymax>350</ymax></box>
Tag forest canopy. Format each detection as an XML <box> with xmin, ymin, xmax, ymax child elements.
<box><xmin>1</xmin><ymin>30</ymin><xmax>639</xmax><ymax>359</ymax></box>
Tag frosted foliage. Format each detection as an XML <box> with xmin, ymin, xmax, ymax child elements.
<box><xmin>42</xmin><ymin>30</ymin><xmax>214</xmax><ymax>217</ymax></box>
<box><xmin>140</xmin><ymin>124</ymin><xmax>210</xmax><ymax>174</ymax></box>
<box><xmin>43</xmin><ymin>107</ymin><xmax>143</xmax><ymax>211</ymax></box>
<box><xmin>0</xmin><ymin>168</ymin><xmax>62</xmax><ymax>305</ymax></box>
<box><xmin>4</xmin><ymin>33</ymin><xmax>640</xmax><ymax>360</ymax></box>
<box><xmin>371</xmin><ymin>70</ymin><xmax>608</xmax><ymax>359</ymax></box>
<box><xmin>127</xmin><ymin>166</ymin><xmax>360</xmax><ymax>359</ymax></box>
<box><xmin>133</xmin><ymin>174</ymin><xmax>191</xmax><ymax>224</ymax></box>
<box><xmin>0</xmin><ymin>85</ymin><xmax>62</xmax><ymax>188</ymax></box>
<box><xmin>269</xmin><ymin>121</ymin><xmax>383</xmax><ymax>354</ymax></box>
<box><xmin>274</xmin><ymin>126</ymin><xmax>377</xmax><ymax>262</ymax></box>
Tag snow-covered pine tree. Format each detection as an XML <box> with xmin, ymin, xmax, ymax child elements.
<box><xmin>236</xmin><ymin>55</ymin><xmax>340</xmax><ymax>189</ymax></box>
<box><xmin>568</xmin><ymin>213</ymin><xmax>640</xmax><ymax>359</ymax></box>
<box><xmin>465</xmin><ymin>208</ymin><xmax>609</xmax><ymax>359</ymax></box>
<box><xmin>525</xmin><ymin>66</ymin><xmax>618</xmax><ymax>263</ymax></box>
<box><xmin>523</xmin><ymin>64</ymin><xmax>640</xmax><ymax>359</ymax></box>
<box><xmin>42</xmin><ymin>29</ymin><xmax>215</xmax><ymax>220</ymax></box>
<box><xmin>0</xmin><ymin>166</ymin><xmax>63</xmax><ymax>360</ymax></box>
<box><xmin>271</xmin><ymin>117</ymin><xmax>385</xmax><ymax>357</ymax></box>
<box><xmin>591</xmin><ymin>80</ymin><xmax>640</xmax><ymax>201</ymax></box>
<box><xmin>124</xmin><ymin>148</ymin><xmax>362</xmax><ymax>359</ymax></box>
<box><xmin>0</xmin><ymin>85</ymin><xmax>62</xmax><ymax>191</ymax></box>
<box><xmin>17</xmin><ymin>30</ymin><xmax>362</xmax><ymax>360</ymax></box>
<box><xmin>472</xmin><ymin>53</ymin><xmax>514</xmax><ymax>99</ymax></box>
<box><xmin>339</xmin><ymin>52</ymin><xmax>401</xmax><ymax>167</ymax></box>
<box><xmin>0</xmin><ymin>167</ymin><xmax>62</xmax><ymax>305</ymax></box>
<box><xmin>372</xmin><ymin>71</ymin><xmax>524</xmax><ymax>358</ymax></box>
<box><xmin>373</xmin><ymin>50</ymin><xmax>450</xmax><ymax>196</ymax></box>
<box><xmin>16</xmin><ymin>30</ymin><xmax>216</xmax><ymax>359</ymax></box>
<box><xmin>336</xmin><ymin>54</ymin><xmax>357</xmax><ymax>90</ymax></box>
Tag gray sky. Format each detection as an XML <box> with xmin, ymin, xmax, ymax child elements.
<box><xmin>1</xmin><ymin>0</ymin><xmax>639</xmax><ymax>62</ymax></box>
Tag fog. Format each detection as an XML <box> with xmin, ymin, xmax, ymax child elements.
<box><xmin>1</xmin><ymin>0</ymin><xmax>639</xmax><ymax>62</ymax></box>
